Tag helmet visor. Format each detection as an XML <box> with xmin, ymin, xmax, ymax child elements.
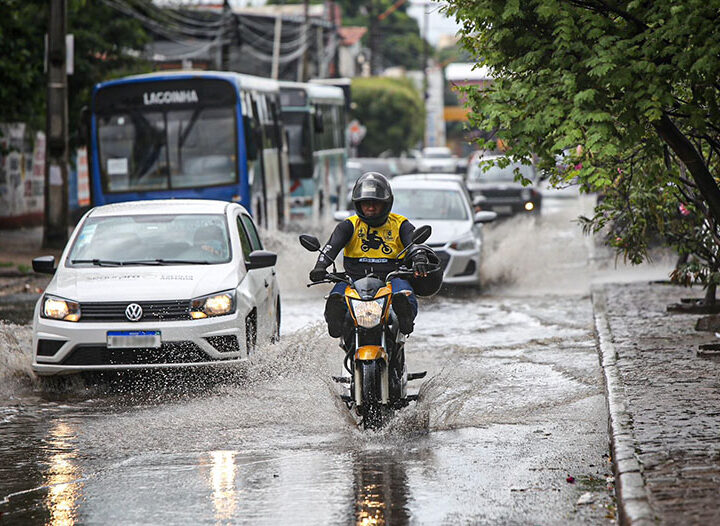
<box><xmin>352</xmin><ymin>179</ymin><xmax>391</xmax><ymax>202</ymax></box>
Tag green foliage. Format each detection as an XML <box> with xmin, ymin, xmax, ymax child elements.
<box><xmin>0</xmin><ymin>0</ymin><xmax>150</xmax><ymax>143</ymax></box>
<box><xmin>0</xmin><ymin>0</ymin><xmax>47</xmax><ymax>130</ymax></box>
<box><xmin>350</xmin><ymin>77</ymin><xmax>425</xmax><ymax>156</ymax></box>
<box><xmin>445</xmin><ymin>0</ymin><xmax>720</xmax><ymax>288</ymax></box>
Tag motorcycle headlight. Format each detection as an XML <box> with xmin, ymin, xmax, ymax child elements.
<box><xmin>190</xmin><ymin>290</ymin><xmax>236</xmax><ymax>319</ymax></box>
<box><xmin>350</xmin><ymin>298</ymin><xmax>386</xmax><ymax>328</ymax></box>
<box><xmin>449</xmin><ymin>234</ymin><xmax>476</xmax><ymax>251</ymax></box>
<box><xmin>42</xmin><ymin>295</ymin><xmax>81</xmax><ymax>322</ymax></box>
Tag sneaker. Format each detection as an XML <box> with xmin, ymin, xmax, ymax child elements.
<box><xmin>392</xmin><ymin>292</ymin><xmax>414</xmax><ymax>335</ymax></box>
<box><xmin>325</xmin><ymin>294</ymin><xmax>347</xmax><ymax>338</ymax></box>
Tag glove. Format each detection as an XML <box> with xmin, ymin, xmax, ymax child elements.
<box><xmin>309</xmin><ymin>268</ymin><xmax>327</xmax><ymax>282</ymax></box>
<box><xmin>412</xmin><ymin>254</ymin><xmax>429</xmax><ymax>278</ymax></box>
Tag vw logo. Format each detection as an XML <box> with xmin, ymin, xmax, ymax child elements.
<box><xmin>125</xmin><ymin>303</ymin><xmax>143</xmax><ymax>322</ymax></box>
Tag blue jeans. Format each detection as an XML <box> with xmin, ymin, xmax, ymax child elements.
<box><xmin>330</xmin><ymin>277</ymin><xmax>418</xmax><ymax>317</ymax></box>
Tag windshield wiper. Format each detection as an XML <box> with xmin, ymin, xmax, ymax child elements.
<box><xmin>70</xmin><ymin>259</ymin><xmax>124</xmax><ymax>266</ymax></box>
<box><xmin>121</xmin><ymin>259</ymin><xmax>211</xmax><ymax>265</ymax></box>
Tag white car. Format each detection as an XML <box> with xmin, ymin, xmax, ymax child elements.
<box><xmin>390</xmin><ymin>177</ymin><xmax>496</xmax><ymax>286</ymax></box>
<box><xmin>31</xmin><ymin>199</ymin><xmax>280</xmax><ymax>375</ymax></box>
<box><xmin>417</xmin><ymin>146</ymin><xmax>458</xmax><ymax>174</ymax></box>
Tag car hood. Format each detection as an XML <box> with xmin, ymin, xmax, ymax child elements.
<box><xmin>47</xmin><ymin>264</ymin><xmax>240</xmax><ymax>302</ymax></box>
<box><xmin>406</xmin><ymin>219</ymin><xmax>472</xmax><ymax>245</ymax></box>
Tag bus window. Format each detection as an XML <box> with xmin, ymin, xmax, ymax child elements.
<box><xmin>98</xmin><ymin>111</ymin><xmax>169</xmax><ymax>191</ymax></box>
<box><xmin>166</xmin><ymin>107</ymin><xmax>237</xmax><ymax>189</ymax></box>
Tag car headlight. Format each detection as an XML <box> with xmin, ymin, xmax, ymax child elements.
<box><xmin>350</xmin><ymin>298</ymin><xmax>385</xmax><ymax>328</ymax></box>
<box><xmin>190</xmin><ymin>290</ymin><xmax>236</xmax><ymax>319</ymax></box>
<box><xmin>42</xmin><ymin>295</ymin><xmax>81</xmax><ymax>322</ymax></box>
<box><xmin>449</xmin><ymin>234</ymin><xmax>476</xmax><ymax>251</ymax></box>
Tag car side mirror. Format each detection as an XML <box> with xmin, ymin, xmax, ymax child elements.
<box><xmin>333</xmin><ymin>210</ymin><xmax>352</xmax><ymax>222</ymax></box>
<box><xmin>246</xmin><ymin>250</ymin><xmax>277</xmax><ymax>270</ymax></box>
<box><xmin>299</xmin><ymin>234</ymin><xmax>321</xmax><ymax>252</ymax></box>
<box><xmin>32</xmin><ymin>255</ymin><xmax>56</xmax><ymax>274</ymax></box>
<box><xmin>474</xmin><ymin>211</ymin><xmax>497</xmax><ymax>223</ymax></box>
<box><xmin>412</xmin><ymin>225</ymin><xmax>432</xmax><ymax>244</ymax></box>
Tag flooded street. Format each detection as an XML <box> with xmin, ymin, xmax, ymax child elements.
<box><xmin>0</xmin><ymin>196</ymin><xmax>672</xmax><ymax>524</ymax></box>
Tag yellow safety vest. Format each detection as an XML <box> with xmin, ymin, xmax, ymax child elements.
<box><xmin>343</xmin><ymin>213</ymin><xmax>408</xmax><ymax>261</ymax></box>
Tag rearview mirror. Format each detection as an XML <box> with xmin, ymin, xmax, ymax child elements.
<box><xmin>32</xmin><ymin>255</ymin><xmax>56</xmax><ymax>275</ymax></box>
<box><xmin>314</xmin><ymin>110</ymin><xmax>324</xmax><ymax>133</ymax></box>
<box><xmin>333</xmin><ymin>210</ymin><xmax>352</xmax><ymax>222</ymax></box>
<box><xmin>299</xmin><ymin>234</ymin><xmax>321</xmax><ymax>252</ymax></box>
<box><xmin>412</xmin><ymin>225</ymin><xmax>432</xmax><ymax>245</ymax></box>
<box><xmin>474</xmin><ymin>211</ymin><xmax>497</xmax><ymax>223</ymax></box>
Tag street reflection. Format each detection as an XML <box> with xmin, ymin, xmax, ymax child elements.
<box><xmin>209</xmin><ymin>450</ymin><xmax>237</xmax><ymax>523</ymax></box>
<box><xmin>353</xmin><ymin>451</ymin><xmax>410</xmax><ymax>526</ymax></box>
<box><xmin>44</xmin><ymin>421</ymin><xmax>81</xmax><ymax>526</ymax></box>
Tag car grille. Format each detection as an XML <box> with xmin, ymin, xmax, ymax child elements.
<box><xmin>79</xmin><ymin>300</ymin><xmax>190</xmax><ymax>322</ymax></box>
<box><xmin>61</xmin><ymin>342</ymin><xmax>229</xmax><ymax>365</ymax></box>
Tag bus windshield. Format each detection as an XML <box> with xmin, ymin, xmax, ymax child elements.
<box><xmin>97</xmin><ymin>106</ymin><xmax>237</xmax><ymax>192</ymax></box>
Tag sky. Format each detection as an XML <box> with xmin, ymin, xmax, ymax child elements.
<box><xmin>406</xmin><ymin>1</ymin><xmax>462</xmax><ymax>46</ymax></box>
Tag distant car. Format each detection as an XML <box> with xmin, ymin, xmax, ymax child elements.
<box><xmin>466</xmin><ymin>153</ymin><xmax>542</xmax><ymax>217</ymax></box>
<box><xmin>350</xmin><ymin>157</ymin><xmax>400</xmax><ymax>178</ymax></box>
<box><xmin>391</xmin><ymin>178</ymin><xmax>496</xmax><ymax>286</ymax></box>
<box><xmin>31</xmin><ymin>199</ymin><xmax>280</xmax><ymax>375</ymax></box>
<box><xmin>417</xmin><ymin>146</ymin><xmax>457</xmax><ymax>173</ymax></box>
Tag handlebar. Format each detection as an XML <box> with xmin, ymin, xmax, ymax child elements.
<box><xmin>306</xmin><ymin>272</ymin><xmax>353</xmax><ymax>287</ymax></box>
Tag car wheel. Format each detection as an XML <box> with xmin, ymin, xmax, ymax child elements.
<box><xmin>271</xmin><ymin>298</ymin><xmax>281</xmax><ymax>343</ymax></box>
<box><xmin>245</xmin><ymin>308</ymin><xmax>257</xmax><ymax>355</ymax></box>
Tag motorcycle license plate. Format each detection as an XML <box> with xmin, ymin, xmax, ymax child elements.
<box><xmin>107</xmin><ymin>331</ymin><xmax>161</xmax><ymax>349</ymax></box>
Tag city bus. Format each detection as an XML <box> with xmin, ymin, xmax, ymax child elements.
<box><xmin>278</xmin><ymin>81</ymin><xmax>348</xmax><ymax>221</ymax></box>
<box><xmin>90</xmin><ymin>71</ymin><xmax>290</xmax><ymax>229</ymax></box>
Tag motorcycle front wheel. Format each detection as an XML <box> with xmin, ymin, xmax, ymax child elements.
<box><xmin>358</xmin><ymin>360</ymin><xmax>389</xmax><ymax>430</ymax></box>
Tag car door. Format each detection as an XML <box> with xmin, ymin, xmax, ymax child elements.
<box><xmin>234</xmin><ymin>213</ymin><xmax>266</xmax><ymax>342</ymax></box>
<box><xmin>238</xmin><ymin>213</ymin><xmax>275</xmax><ymax>340</ymax></box>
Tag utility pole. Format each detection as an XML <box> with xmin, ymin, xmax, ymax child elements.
<box><xmin>271</xmin><ymin>14</ymin><xmax>282</xmax><ymax>79</ymax></box>
<box><xmin>220</xmin><ymin>0</ymin><xmax>231</xmax><ymax>70</ymax></box>
<box><xmin>422</xmin><ymin>3</ymin><xmax>429</xmax><ymax>148</ymax></box>
<box><xmin>299</xmin><ymin>0</ymin><xmax>310</xmax><ymax>81</ymax></box>
<box><xmin>368</xmin><ymin>0</ymin><xmax>378</xmax><ymax>75</ymax></box>
<box><xmin>44</xmin><ymin>0</ymin><xmax>69</xmax><ymax>249</ymax></box>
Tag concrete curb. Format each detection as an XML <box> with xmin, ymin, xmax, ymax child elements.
<box><xmin>591</xmin><ymin>287</ymin><xmax>656</xmax><ymax>526</ymax></box>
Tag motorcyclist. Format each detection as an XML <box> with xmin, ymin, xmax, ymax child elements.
<box><xmin>309</xmin><ymin>172</ymin><xmax>435</xmax><ymax>337</ymax></box>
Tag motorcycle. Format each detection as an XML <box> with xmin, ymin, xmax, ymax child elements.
<box><xmin>299</xmin><ymin>225</ymin><xmax>436</xmax><ymax>429</ymax></box>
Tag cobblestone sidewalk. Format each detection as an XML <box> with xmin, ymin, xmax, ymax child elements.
<box><xmin>593</xmin><ymin>282</ymin><xmax>720</xmax><ymax>525</ymax></box>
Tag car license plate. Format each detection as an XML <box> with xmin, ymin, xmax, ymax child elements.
<box><xmin>492</xmin><ymin>205</ymin><xmax>513</xmax><ymax>215</ymax></box>
<box><xmin>107</xmin><ymin>331</ymin><xmax>161</xmax><ymax>349</ymax></box>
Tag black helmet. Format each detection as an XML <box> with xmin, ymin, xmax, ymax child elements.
<box><xmin>404</xmin><ymin>244</ymin><xmax>443</xmax><ymax>297</ymax></box>
<box><xmin>351</xmin><ymin>172</ymin><xmax>393</xmax><ymax>227</ymax></box>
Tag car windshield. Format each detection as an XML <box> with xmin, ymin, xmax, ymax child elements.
<box><xmin>393</xmin><ymin>188</ymin><xmax>469</xmax><ymax>221</ymax></box>
<box><xmin>67</xmin><ymin>214</ymin><xmax>231</xmax><ymax>266</ymax></box>
<box><xmin>468</xmin><ymin>158</ymin><xmax>535</xmax><ymax>183</ymax></box>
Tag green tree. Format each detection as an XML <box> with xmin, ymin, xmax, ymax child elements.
<box><xmin>351</xmin><ymin>77</ymin><xmax>424</xmax><ymax>156</ymax></box>
<box><xmin>0</xmin><ymin>0</ymin><xmax>47</xmax><ymax>130</ymax></box>
<box><xmin>445</xmin><ymin>0</ymin><xmax>720</xmax><ymax>292</ymax></box>
<box><xmin>0</xmin><ymin>0</ymin><xmax>149</xmax><ymax>142</ymax></box>
<box><xmin>68</xmin><ymin>0</ymin><xmax>151</xmax><ymax>146</ymax></box>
